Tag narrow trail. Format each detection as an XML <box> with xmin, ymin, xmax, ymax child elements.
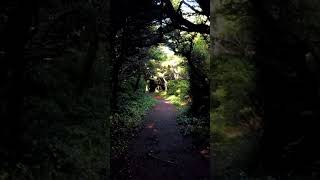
<box><xmin>124</xmin><ymin>96</ymin><xmax>209</xmax><ymax>180</ymax></box>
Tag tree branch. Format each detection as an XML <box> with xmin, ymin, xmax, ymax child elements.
<box><xmin>163</xmin><ymin>0</ymin><xmax>209</xmax><ymax>34</ymax></box>
<box><xmin>181</xmin><ymin>0</ymin><xmax>207</xmax><ymax>16</ymax></box>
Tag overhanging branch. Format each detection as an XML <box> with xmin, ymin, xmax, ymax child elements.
<box><xmin>163</xmin><ymin>0</ymin><xmax>209</xmax><ymax>34</ymax></box>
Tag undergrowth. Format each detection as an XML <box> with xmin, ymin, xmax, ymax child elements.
<box><xmin>156</xmin><ymin>79</ymin><xmax>209</xmax><ymax>149</ymax></box>
<box><xmin>211</xmin><ymin>56</ymin><xmax>262</xmax><ymax>178</ymax></box>
<box><xmin>176</xmin><ymin>107</ymin><xmax>210</xmax><ymax>150</ymax></box>
<box><xmin>111</xmin><ymin>92</ymin><xmax>157</xmax><ymax>160</ymax></box>
<box><xmin>158</xmin><ymin>79</ymin><xmax>190</xmax><ymax>109</ymax></box>
<box><xmin>0</xmin><ymin>50</ymin><xmax>110</xmax><ymax>180</ymax></box>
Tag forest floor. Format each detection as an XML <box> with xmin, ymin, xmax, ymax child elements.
<box><xmin>119</xmin><ymin>96</ymin><xmax>209</xmax><ymax>180</ymax></box>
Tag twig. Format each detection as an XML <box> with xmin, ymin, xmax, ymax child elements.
<box><xmin>147</xmin><ymin>153</ymin><xmax>178</xmax><ymax>166</ymax></box>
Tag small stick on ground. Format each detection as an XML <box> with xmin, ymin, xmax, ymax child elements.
<box><xmin>147</xmin><ymin>153</ymin><xmax>178</xmax><ymax>166</ymax></box>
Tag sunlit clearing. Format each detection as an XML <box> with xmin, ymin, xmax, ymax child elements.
<box><xmin>146</xmin><ymin>45</ymin><xmax>190</xmax><ymax>107</ymax></box>
<box><xmin>165</xmin><ymin>95</ymin><xmax>187</xmax><ymax>107</ymax></box>
<box><xmin>160</xmin><ymin>55</ymin><xmax>183</xmax><ymax>67</ymax></box>
<box><xmin>150</xmin><ymin>44</ymin><xmax>186</xmax><ymax>79</ymax></box>
<box><xmin>159</xmin><ymin>45</ymin><xmax>174</xmax><ymax>56</ymax></box>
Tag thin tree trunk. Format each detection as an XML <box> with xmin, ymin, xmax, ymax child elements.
<box><xmin>134</xmin><ymin>72</ymin><xmax>141</xmax><ymax>92</ymax></box>
<box><xmin>162</xmin><ymin>77</ymin><xmax>167</xmax><ymax>91</ymax></box>
<box><xmin>78</xmin><ymin>12</ymin><xmax>98</xmax><ymax>95</ymax></box>
<box><xmin>111</xmin><ymin>18</ymin><xmax>128</xmax><ymax>111</ymax></box>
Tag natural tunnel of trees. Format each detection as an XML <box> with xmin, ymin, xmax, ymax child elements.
<box><xmin>109</xmin><ymin>0</ymin><xmax>210</xmax><ymax>178</ymax></box>
<box><xmin>0</xmin><ymin>0</ymin><xmax>209</xmax><ymax>179</ymax></box>
<box><xmin>2</xmin><ymin>0</ymin><xmax>320</xmax><ymax>179</ymax></box>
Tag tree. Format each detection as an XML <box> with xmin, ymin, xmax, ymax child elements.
<box><xmin>0</xmin><ymin>0</ymin><xmax>112</xmax><ymax>179</ymax></box>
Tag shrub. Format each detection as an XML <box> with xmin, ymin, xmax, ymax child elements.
<box><xmin>167</xmin><ymin>80</ymin><xmax>189</xmax><ymax>97</ymax></box>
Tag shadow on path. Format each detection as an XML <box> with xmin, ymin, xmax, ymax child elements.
<box><xmin>124</xmin><ymin>96</ymin><xmax>209</xmax><ymax>180</ymax></box>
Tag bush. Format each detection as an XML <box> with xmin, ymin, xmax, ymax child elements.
<box><xmin>163</xmin><ymin>80</ymin><xmax>190</xmax><ymax>107</ymax></box>
<box><xmin>211</xmin><ymin>56</ymin><xmax>255</xmax><ymax>131</ymax></box>
<box><xmin>167</xmin><ymin>80</ymin><xmax>189</xmax><ymax>97</ymax></box>
<box><xmin>0</xmin><ymin>46</ymin><xmax>110</xmax><ymax>179</ymax></box>
<box><xmin>211</xmin><ymin>55</ymin><xmax>261</xmax><ymax>178</ymax></box>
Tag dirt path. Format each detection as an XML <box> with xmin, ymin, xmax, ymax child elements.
<box><xmin>123</xmin><ymin>96</ymin><xmax>209</xmax><ymax>180</ymax></box>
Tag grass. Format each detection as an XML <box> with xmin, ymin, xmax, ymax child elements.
<box><xmin>157</xmin><ymin>91</ymin><xmax>188</xmax><ymax>109</ymax></box>
<box><xmin>111</xmin><ymin>92</ymin><xmax>157</xmax><ymax>160</ymax></box>
<box><xmin>156</xmin><ymin>89</ymin><xmax>209</xmax><ymax>149</ymax></box>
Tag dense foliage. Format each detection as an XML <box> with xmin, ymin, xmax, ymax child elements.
<box><xmin>0</xmin><ymin>1</ymin><xmax>111</xmax><ymax>179</ymax></box>
<box><xmin>110</xmin><ymin>77</ymin><xmax>157</xmax><ymax>179</ymax></box>
<box><xmin>110</xmin><ymin>1</ymin><xmax>210</xmax><ymax>178</ymax></box>
<box><xmin>0</xmin><ymin>0</ymin><xmax>212</xmax><ymax>179</ymax></box>
<box><xmin>212</xmin><ymin>0</ymin><xmax>320</xmax><ymax>179</ymax></box>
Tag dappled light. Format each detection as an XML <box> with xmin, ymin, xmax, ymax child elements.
<box><xmin>147</xmin><ymin>122</ymin><xmax>155</xmax><ymax>129</ymax></box>
<box><xmin>173</xmin><ymin>0</ymin><xmax>209</xmax><ymax>25</ymax></box>
<box><xmin>163</xmin><ymin>94</ymin><xmax>187</xmax><ymax>107</ymax></box>
<box><xmin>1</xmin><ymin>0</ymin><xmax>318</xmax><ymax>179</ymax></box>
<box><xmin>109</xmin><ymin>0</ymin><xmax>210</xmax><ymax>179</ymax></box>
<box><xmin>0</xmin><ymin>0</ymin><xmax>210</xmax><ymax>179</ymax></box>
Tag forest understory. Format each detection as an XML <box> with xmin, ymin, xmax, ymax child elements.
<box><xmin>1</xmin><ymin>0</ymin><xmax>320</xmax><ymax>179</ymax></box>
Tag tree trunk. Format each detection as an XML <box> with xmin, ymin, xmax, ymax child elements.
<box><xmin>162</xmin><ymin>77</ymin><xmax>167</xmax><ymax>91</ymax></box>
<box><xmin>134</xmin><ymin>72</ymin><xmax>141</xmax><ymax>92</ymax></box>
<box><xmin>78</xmin><ymin>13</ymin><xmax>98</xmax><ymax>95</ymax></box>
<box><xmin>111</xmin><ymin>18</ymin><xmax>128</xmax><ymax>111</ymax></box>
